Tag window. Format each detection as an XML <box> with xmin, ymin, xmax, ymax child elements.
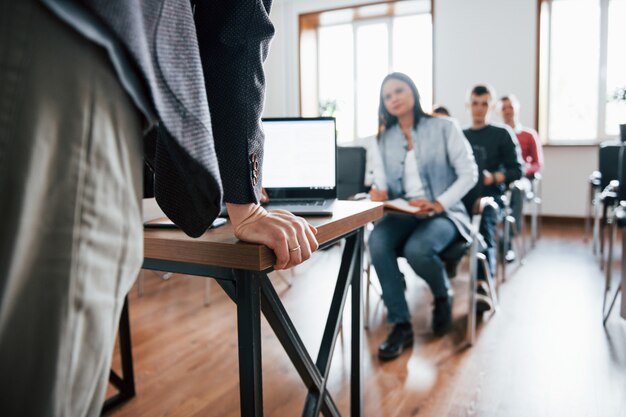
<box><xmin>539</xmin><ymin>0</ymin><xmax>626</xmax><ymax>143</ymax></box>
<box><xmin>299</xmin><ymin>1</ymin><xmax>433</xmax><ymax>143</ymax></box>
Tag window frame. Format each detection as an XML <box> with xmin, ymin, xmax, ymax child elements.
<box><xmin>298</xmin><ymin>0</ymin><xmax>434</xmax><ymax>143</ymax></box>
<box><xmin>538</xmin><ymin>0</ymin><xmax>621</xmax><ymax>145</ymax></box>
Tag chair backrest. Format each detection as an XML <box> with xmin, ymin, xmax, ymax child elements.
<box><xmin>599</xmin><ymin>140</ymin><xmax>621</xmax><ymax>190</ymax></box>
<box><xmin>337</xmin><ymin>146</ymin><xmax>367</xmax><ymax>200</ymax></box>
<box><xmin>618</xmin><ymin>143</ymin><xmax>626</xmax><ymax>202</ymax></box>
<box><xmin>461</xmin><ymin>145</ymin><xmax>487</xmax><ymax>217</ymax></box>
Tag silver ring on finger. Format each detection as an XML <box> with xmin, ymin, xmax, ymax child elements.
<box><xmin>289</xmin><ymin>245</ymin><xmax>301</xmax><ymax>253</ymax></box>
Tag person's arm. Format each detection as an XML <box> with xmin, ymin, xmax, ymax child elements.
<box><xmin>195</xmin><ymin>0</ymin><xmax>318</xmax><ymax>269</ymax></box>
<box><xmin>498</xmin><ymin>125</ymin><xmax>523</xmax><ymax>184</ymax></box>
<box><xmin>526</xmin><ymin>128</ymin><xmax>543</xmax><ymax>176</ymax></box>
<box><xmin>195</xmin><ymin>0</ymin><xmax>274</xmax><ymax>204</ymax></box>
<box><xmin>525</xmin><ymin>135</ymin><xmax>540</xmax><ymax>176</ymax></box>
<box><xmin>357</xmin><ymin>135</ymin><xmax>389</xmax><ymax>201</ymax></box>
<box><xmin>435</xmin><ymin>120</ymin><xmax>478</xmax><ymax>210</ymax></box>
<box><xmin>359</xmin><ymin>135</ymin><xmax>387</xmax><ymax>190</ymax></box>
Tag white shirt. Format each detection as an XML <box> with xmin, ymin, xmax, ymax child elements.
<box><xmin>403</xmin><ymin>149</ymin><xmax>426</xmax><ymax>199</ymax></box>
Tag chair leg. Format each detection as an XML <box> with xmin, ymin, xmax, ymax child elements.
<box><xmin>519</xmin><ymin>208</ymin><xmax>527</xmax><ymax>259</ymax></box>
<box><xmin>531</xmin><ymin>196</ymin><xmax>541</xmax><ymax>249</ymax></box>
<box><xmin>501</xmin><ymin>215</ymin><xmax>510</xmax><ymax>283</ymax></box>
<box><xmin>602</xmin><ymin>215</ymin><xmax>616</xmax><ymax>325</ymax></box>
<box><xmin>512</xmin><ymin>217</ymin><xmax>526</xmax><ymax>266</ymax></box>
<box><xmin>584</xmin><ymin>184</ymin><xmax>592</xmax><ymax>243</ymax></box>
<box><xmin>204</xmin><ymin>279</ymin><xmax>212</xmax><ymax>307</ymax></box>
<box><xmin>531</xmin><ymin>198</ymin><xmax>538</xmax><ymax>248</ymax></box>
<box><xmin>600</xmin><ymin>203</ymin><xmax>609</xmax><ymax>269</ymax></box>
<box><xmin>466</xmin><ymin>241</ymin><xmax>478</xmax><ymax>346</ymax></box>
<box><xmin>603</xmin><ymin>286</ymin><xmax>622</xmax><ymax>327</ymax></box>
<box><xmin>478</xmin><ymin>253</ymin><xmax>499</xmax><ymax>309</ymax></box>
<box><xmin>364</xmin><ymin>257</ymin><xmax>371</xmax><ymax>330</ymax></box>
<box><xmin>592</xmin><ymin>191</ymin><xmax>601</xmax><ymax>255</ymax></box>
<box><xmin>136</xmin><ymin>269</ymin><xmax>144</xmax><ymax>297</ymax></box>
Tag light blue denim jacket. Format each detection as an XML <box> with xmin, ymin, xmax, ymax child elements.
<box><xmin>369</xmin><ymin>116</ymin><xmax>478</xmax><ymax>242</ymax></box>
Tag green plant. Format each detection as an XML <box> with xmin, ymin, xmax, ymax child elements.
<box><xmin>611</xmin><ymin>86</ymin><xmax>626</xmax><ymax>102</ymax></box>
<box><xmin>319</xmin><ymin>99</ymin><xmax>338</xmax><ymax>117</ymax></box>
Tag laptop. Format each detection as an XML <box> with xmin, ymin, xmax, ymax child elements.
<box><xmin>261</xmin><ymin>117</ymin><xmax>337</xmax><ymax>216</ymax></box>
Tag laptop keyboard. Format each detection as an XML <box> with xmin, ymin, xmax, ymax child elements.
<box><xmin>272</xmin><ymin>200</ymin><xmax>325</xmax><ymax>206</ymax></box>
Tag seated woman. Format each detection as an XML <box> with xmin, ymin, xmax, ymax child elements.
<box><xmin>366</xmin><ymin>72</ymin><xmax>477</xmax><ymax>361</ymax></box>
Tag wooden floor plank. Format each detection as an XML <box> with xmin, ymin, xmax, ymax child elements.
<box><xmin>107</xmin><ymin>224</ymin><xmax>626</xmax><ymax>417</ymax></box>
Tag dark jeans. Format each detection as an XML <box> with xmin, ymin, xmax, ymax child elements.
<box><xmin>478</xmin><ymin>196</ymin><xmax>504</xmax><ymax>280</ymax></box>
<box><xmin>369</xmin><ymin>213</ymin><xmax>459</xmax><ymax>324</ymax></box>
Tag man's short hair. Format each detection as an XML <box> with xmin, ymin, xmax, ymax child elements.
<box><xmin>498</xmin><ymin>94</ymin><xmax>520</xmax><ymax>110</ymax></box>
<box><xmin>467</xmin><ymin>84</ymin><xmax>496</xmax><ymax>103</ymax></box>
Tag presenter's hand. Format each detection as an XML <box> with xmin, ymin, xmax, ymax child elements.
<box><xmin>227</xmin><ymin>203</ymin><xmax>318</xmax><ymax>270</ymax></box>
<box><xmin>483</xmin><ymin>170</ymin><xmax>494</xmax><ymax>186</ymax></box>
<box><xmin>369</xmin><ymin>188</ymin><xmax>389</xmax><ymax>202</ymax></box>
<box><xmin>408</xmin><ymin>199</ymin><xmax>444</xmax><ymax>215</ymax></box>
<box><xmin>260</xmin><ymin>188</ymin><xmax>270</xmax><ymax>203</ymax></box>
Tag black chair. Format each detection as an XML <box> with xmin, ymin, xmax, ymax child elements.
<box><xmin>595</xmin><ymin>140</ymin><xmax>622</xmax><ymax>263</ymax></box>
<box><xmin>602</xmin><ymin>143</ymin><xmax>626</xmax><ymax>325</ymax></box>
<box><xmin>500</xmin><ymin>181</ymin><xmax>527</xmax><ymax>283</ymax></box>
<box><xmin>529</xmin><ymin>172</ymin><xmax>543</xmax><ymax>248</ymax></box>
<box><xmin>439</xmin><ymin>186</ymin><xmax>500</xmax><ymax>346</ymax></box>
<box><xmin>585</xmin><ymin>170</ymin><xmax>602</xmax><ymax>246</ymax></box>
<box><xmin>337</xmin><ymin>146</ymin><xmax>367</xmax><ymax>200</ymax></box>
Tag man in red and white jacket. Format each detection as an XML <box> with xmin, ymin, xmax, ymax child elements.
<box><xmin>498</xmin><ymin>95</ymin><xmax>544</xmax><ymax>178</ymax></box>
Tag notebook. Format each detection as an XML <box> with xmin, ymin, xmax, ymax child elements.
<box><xmin>261</xmin><ymin>117</ymin><xmax>337</xmax><ymax>216</ymax></box>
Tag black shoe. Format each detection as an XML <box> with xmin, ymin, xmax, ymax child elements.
<box><xmin>432</xmin><ymin>294</ymin><xmax>453</xmax><ymax>336</ymax></box>
<box><xmin>475</xmin><ymin>280</ymin><xmax>494</xmax><ymax>315</ymax></box>
<box><xmin>444</xmin><ymin>258</ymin><xmax>462</xmax><ymax>279</ymax></box>
<box><xmin>476</xmin><ymin>279</ymin><xmax>489</xmax><ymax>296</ymax></box>
<box><xmin>378</xmin><ymin>323</ymin><xmax>414</xmax><ymax>361</ymax></box>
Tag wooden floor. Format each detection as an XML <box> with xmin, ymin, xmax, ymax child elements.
<box><xmin>107</xmin><ymin>223</ymin><xmax>626</xmax><ymax>417</ymax></box>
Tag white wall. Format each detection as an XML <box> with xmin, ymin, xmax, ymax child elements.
<box><xmin>433</xmin><ymin>0</ymin><xmax>536</xmax><ymax>128</ymax></box>
<box><xmin>541</xmin><ymin>146</ymin><xmax>598</xmax><ymax>217</ymax></box>
<box><xmin>265</xmin><ymin>0</ymin><xmax>598</xmax><ymax>217</ymax></box>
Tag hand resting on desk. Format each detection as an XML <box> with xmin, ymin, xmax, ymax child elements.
<box><xmin>227</xmin><ymin>202</ymin><xmax>319</xmax><ymax>270</ymax></box>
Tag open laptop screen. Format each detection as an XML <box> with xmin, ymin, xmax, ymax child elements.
<box><xmin>262</xmin><ymin>118</ymin><xmax>337</xmax><ymax>200</ymax></box>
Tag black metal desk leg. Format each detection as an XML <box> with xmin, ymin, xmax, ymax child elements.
<box><xmin>351</xmin><ymin>229</ymin><xmax>363</xmax><ymax>417</ymax></box>
<box><xmin>236</xmin><ymin>270</ymin><xmax>263</xmax><ymax>417</ymax></box>
<box><xmin>102</xmin><ymin>296</ymin><xmax>136</xmax><ymax>414</ymax></box>
<box><xmin>622</xmin><ymin>227</ymin><xmax>626</xmax><ymax>320</ymax></box>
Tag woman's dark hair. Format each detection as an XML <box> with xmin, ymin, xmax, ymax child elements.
<box><xmin>432</xmin><ymin>105</ymin><xmax>450</xmax><ymax>117</ymax></box>
<box><xmin>377</xmin><ymin>72</ymin><xmax>430</xmax><ymax>140</ymax></box>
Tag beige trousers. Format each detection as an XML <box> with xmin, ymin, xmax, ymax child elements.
<box><xmin>0</xmin><ymin>1</ymin><xmax>143</xmax><ymax>416</ymax></box>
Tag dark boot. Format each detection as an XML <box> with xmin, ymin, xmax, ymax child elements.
<box><xmin>378</xmin><ymin>322</ymin><xmax>414</xmax><ymax>361</ymax></box>
<box><xmin>432</xmin><ymin>294</ymin><xmax>453</xmax><ymax>336</ymax></box>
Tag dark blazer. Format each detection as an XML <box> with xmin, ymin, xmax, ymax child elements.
<box><xmin>80</xmin><ymin>0</ymin><xmax>273</xmax><ymax>237</ymax></box>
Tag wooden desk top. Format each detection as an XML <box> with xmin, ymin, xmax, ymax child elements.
<box><xmin>144</xmin><ymin>200</ymin><xmax>383</xmax><ymax>271</ymax></box>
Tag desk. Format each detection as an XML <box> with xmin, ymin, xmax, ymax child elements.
<box><xmin>143</xmin><ymin>201</ymin><xmax>383</xmax><ymax>417</ymax></box>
